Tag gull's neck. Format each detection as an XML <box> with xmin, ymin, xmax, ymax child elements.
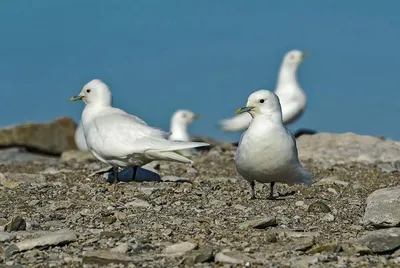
<box><xmin>81</xmin><ymin>103</ymin><xmax>109</xmax><ymax>127</ymax></box>
<box><xmin>170</xmin><ymin>121</ymin><xmax>190</xmax><ymax>141</ymax></box>
<box><xmin>276</xmin><ymin>63</ymin><xmax>300</xmax><ymax>90</ymax></box>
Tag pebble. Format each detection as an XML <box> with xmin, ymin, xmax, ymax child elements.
<box><xmin>164</xmin><ymin>242</ymin><xmax>198</xmax><ymax>255</ymax></box>
<box><xmin>295</xmin><ymin>201</ymin><xmax>305</xmax><ymax>207</ymax></box>
<box><xmin>238</xmin><ymin>217</ymin><xmax>277</xmax><ymax>230</ymax></box>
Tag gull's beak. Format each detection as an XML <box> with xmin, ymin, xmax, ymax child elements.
<box><xmin>302</xmin><ymin>51</ymin><xmax>310</xmax><ymax>59</ymax></box>
<box><xmin>69</xmin><ymin>95</ymin><xmax>84</xmax><ymax>102</ymax></box>
<box><xmin>193</xmin><ymin>114</ymin><xmax>201</xmax><ymax>120</ymax></box>
<box><xmin>235</xmin><ymin>106</ymin><xmax>255</xmax><ymax>115</ymax></box>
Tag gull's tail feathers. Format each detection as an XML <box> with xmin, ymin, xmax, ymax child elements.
<box><xmin>144</xmin><ymin>141</ymin><xmax>209</xmax><ymax>164</ymax></box>
<box><xmin>297</xmin><ymin>167</ymin><xmax>313</xmax><ymax>185</ymax></box>
<box><xmin>145</xmin><ymin>150</ymin><xmax>194</xmax><ymax>164</ymax></box>
<box><xmin>219</xmin><ymin>113</ymin><xmax>252</xmax><ymax>132</ymax></box>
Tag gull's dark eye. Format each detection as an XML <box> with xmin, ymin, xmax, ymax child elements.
<box><xmin>86</xmin><ymin>89</ymin><xmax>91</xmax><ymax>93</ymax></box>
<box><xmin>259</xmin><ymin>99</ymin><xmax>265</xmax><ymax>103</ymax></box>
<box><xmin>182</xmin><ymin>114</ymin><xmax>186</xmax><ymax>118</ymax></box>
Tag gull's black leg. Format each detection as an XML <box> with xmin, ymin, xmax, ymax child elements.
<box><xmin>267</xmin><ymin>182</ymin><xmax>276</xmax><ymax>200</ymax></box>
<box><xmin>113</xmin><ymin>166</ymin><xmax>119</xmax><ymax>181</ymax></box>
<box><xmin>249</xmin><ymin>181</ymin><xmax>256</xmax><ymax>199</ymax></box>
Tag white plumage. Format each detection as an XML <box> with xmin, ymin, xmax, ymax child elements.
<box><xmin>70</xmin><ymin>79</ymin><xmax>209</xmax><ymax>177</ymax></box>
<box><xmin>234</xmin><ymin>89</ymin><xmax>312</xmax><ymax>199</ymax></box>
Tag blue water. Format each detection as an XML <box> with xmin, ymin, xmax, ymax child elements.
<box><xmin>1</xmin><ymin>0</ymin><xmax>400</xmax><ymax>142</ymax></box>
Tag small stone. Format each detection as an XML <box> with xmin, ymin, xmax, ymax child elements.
<box><xmin>111</xmin><ymin>243</ymin><xmax>130</xmax><ymax>254</ymax></box>
<box><xmin>183</xmin><ymin>247</ymin><xmax>214</xmax><ymax>265</ymax></box>
<box><xmin>125</xmin><ymin>199</ymin><xmax>151</xmax><ymax>208</ymax></box>
<box><xmin>0</xmin><ymin>232</ymin><xmax>16</xmax><ymax>242</ymax></box>
<box><xmin>307</xmin><ymin>201</ymin><xmax>331</xmax><ymax>213</ymax></box>
<box><xmin>307</xmin><ymin>242</ymin><xmax>341</xmax><ymax>254</ymax></box>
<box><xmin>5</xmin><ymin>216</ymin><xmax>26</xmax><ymax>232</ymax></box>
<box><xmin>164</xmin><ymin>242</ymin><xmax>198</xmax><ymax>255</ymax></box>
<box><xmin>322</xmin><ymin>213</ymin><xmax>335</xmax><ymax>222</ymax></box>
<box><xmin>28</xmin><ymin>200</ymin><xmax>40</xmax><ymax>206</ymax></box>
<box><xmin>327</xmin><ymin>188</ymin><xmax>338</xmax><ymax>195</ymax></box>
<box><xmin>295</xmin><ymin>201</ymin><xmax>305</xmax><ymax>207</ymax></box>
<box><xmin>215</xmin><ymin>250</ymin><xmax>256</xmax><ymax>264</ymax></box>
<box><xmin>162</xmin><ymin>229</ymin><xmax>173</xmax><ymax>237</ymax></box>
<box><xmin>100</xmin><ymin>231</ymin><xmax>124</xmax><ymax>239</ymax></box>
<box><xmin>238</xmin><ymin>217</ymin><xmax>277</xmax><ymax>229</ymax></box>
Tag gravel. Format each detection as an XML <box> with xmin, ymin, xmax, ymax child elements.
<box><xmin>0</xmin><ymin>144</ymin><xmax>400</xmax><ymax>267</ymax></box>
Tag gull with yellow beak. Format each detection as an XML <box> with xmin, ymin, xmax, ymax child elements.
<box><xmin>220</xmin><ymin>49</ymin><xmax>310</xmax><ymax>132</ymax></box>
<box><xmin>70</xmin><ymin>79</ymin><xmax>209</xmax><ymax>179</ymax></box>
<box><xmin>234</xmin><ymin>89</ymin><xmax>312</xmax><ymax>199</ymax></box>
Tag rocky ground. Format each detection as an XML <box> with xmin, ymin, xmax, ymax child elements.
<box><xmin>1</xmin><ymin>132</ymin><xmax>400</xmax><ymax>267</ymax></box>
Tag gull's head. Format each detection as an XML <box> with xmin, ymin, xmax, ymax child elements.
<box><xmin>171</xmin><ymin>110</ymin><xmax>199</xmax><ymax>126</ymax></box>
<box><xmin>70</xmin><ymin>79</ymin><xmax>112</xmax><ymax>106</ymax></box>
<box><xmin>235</xmin><ymin>89</ymin><xmax>282</xmax><ymax>119</ymax></box>
<box><xmin>283</xmin><ymin>50</ymin><xmax>309</xmax><ymax>67</ymax></box>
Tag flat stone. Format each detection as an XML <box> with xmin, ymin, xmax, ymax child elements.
<box><xmin>4</xmin><ymin>229</ymin><xmax>77</xmax><ymax>257</ymax></box>
<box><xmin>315</xmin><ymin>177</ymin><xmax>349</xmax><ymax>186</ymax></box>
<box><xmin>82</xmin><ymin>250</ymin><xmax>135</xmax><ymax>265</ymax></box>
<box><xmin>362</xmin><ymin>186</ymin><xmax>400</xmax><ymax>228</ymax></box>
<box><xmin>350</xmin><ymin>228</ymin><xmax>400</xmax><ymax>254</ymax></box>
<box><xmin>215</xmin><ymin>250</ymin><xmax>256</xmax><ymax>264</ymax></box>
<box><xmin>164</xmin><ymin>242</ymin><xmax>198</xmax><ymax>255</ymax></box>
<box><xmin>0</xmin><ymin>232</ymin><xmax>16</xmax><ymax>242</ymax></box>
<box><xmin>238</xmin><ymin>217</ymin><xmax>277</xmax><ymax>229</ymax></box>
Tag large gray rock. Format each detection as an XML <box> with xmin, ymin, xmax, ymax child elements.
<box><xmin>350</xmin><ymin>228</ymin><xmax>400</xmax><ymax>254</ymax></box>
<box><xmin>297</xmin><ymin>132</ymin><xmax>400</xmax><ymax>166</ymax></box>
<box><xmin>0</xmin><ymin>117</ymin><xmax>77</xmax><ymax>155</ymax></box>
<box><xmin>362</xmin><ymin>186</ymin><xmax>400</xmax><ymax>228</ymax></box>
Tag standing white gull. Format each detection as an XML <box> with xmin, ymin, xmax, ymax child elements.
<box><xmin>234</xmin><ymin>89</ymin><xmax>312</xmax><ymax>199</ymax></box>
<box><xmin>70</xmin><ymin>79</ymin><xmax>209</xmax><ymax>179</ymax></box>
<box><xmin>220</xmin><ymin>50</ymin><xmax>309</xmax><ymax>132</ymax></box>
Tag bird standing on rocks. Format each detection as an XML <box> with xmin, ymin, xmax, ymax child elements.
<box><xmin>70</xmin><ymin>79</ymin><xmax>209</xmax><ymax>179</ymax></box>
<box><xmin>220</xmin><ymin>49</ymin><xmax>309</xmax><ymax>132</ymax></box>
<box><xmin>169</xmin><ymin>109</ymin><xmax>200</xmax><ymax>157</ymax></box>
<box><xmin>234</xmin><ymin>89</ymin><xmax>312</xmax><ymax>199</ymax></box>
